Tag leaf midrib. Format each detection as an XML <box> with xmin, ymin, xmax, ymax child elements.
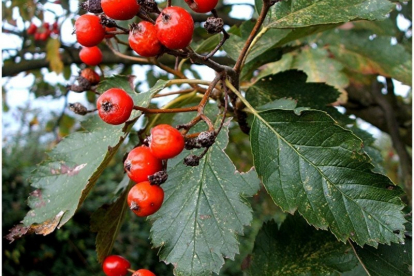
<box><xmin>252</xmin><ymin>111</ymin><xmax>398</xmax><ymax>241</ymax></box>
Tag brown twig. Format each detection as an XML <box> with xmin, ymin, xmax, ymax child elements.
<box><xmin>372</xmin><ymin>80</ymin><xmax>412</xmax><ymax>202</ymax></box>
<box><xmin>233</xmin><ymin>0</ymin><xmax>272</xmax><ymax>73</ymax></box>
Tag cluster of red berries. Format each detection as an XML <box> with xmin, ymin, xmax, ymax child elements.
<box><xmin>125</xmin><ymin>124</ymin><xmax>185</xmax><ymax>217</ymax></box>
<box><xmin>74</xmin><ymin>0</ymin><xmax>219</xmax><ymax>65</ymax></box>
<box><xmin>103</xmin><ymin>255</ymin><xmax>156</xmax><ymax>276</ymax></box>
<box><xmin>27</xmin><ymin>21</ymin><xmax>59</xmax><ymax>41</ymax></box>
<box><xmin>96</xmin><ymin>88</ymin><xmax>184</xmax><ymax>216</ymax></box>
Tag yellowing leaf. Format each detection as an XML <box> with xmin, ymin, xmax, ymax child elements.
<box><xmin>46</xmin><ymin>38</ymin><xmax>64</xmax><ymax>74</ymax></box>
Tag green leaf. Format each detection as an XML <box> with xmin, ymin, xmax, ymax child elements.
<box><xmin>21</xmin><ymin>77</ymin><xmax>161</xmax><ymax>236</ymax></box>
<box><xmin>194</xmin><ymin>33</ymin><xmax>222</xmax><ymax>54</ymax></box>
<box><xmin>250</xmin><ymin>108</ymin><xmax>406</xmax><ymax>247</ymax></box>
<box><xmin>263</xmin><ymin>0</ymin><xmax>395</xmax><ymax>29</ymax></box>
<box><xmin>150</xmin><ymin>124</ymin><xmax>261</xmax><ymax>276</ymax></box>
<box><xmin>292</xmin><ymin>47</ymin><xmax>349</xmax><ymax>91</ymax></box>
<box><xmin>350</xmin><ymin>218</ymin><xmax>412</xmax><ymax>276</ymax></box>
<box><xmin>324</xmin><ymin>30</ymin><xmax>412</xmax><ymax>85</ymax></box>
<box><xmin>91</xmin><ymin>176</ymin><xmax>133</xmax><ymax>263</ymax></box>
<box><xmin>22</xmin><ymin>116</ymin><xmax>127</xmax><ymax>232</ymax></box>
<box><xmin>246</xmin><ymin>215</ymin><xmax>358</xmax><ymax>275</ymax></box>
<box><xmin>257</xmin><ymin>48</ymin><xmax>349</xmax><ymax>92</ymax></box>
<box><xmin>46</xmin><ymin>38</ymin><xmax>64</xmax><ymax>74</ymax></box>
<box><xmin>247</xmin><ymin>70</ymin><xmax>340</xmax><ymax>111</ymax></box>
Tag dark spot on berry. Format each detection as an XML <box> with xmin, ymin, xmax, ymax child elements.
<box><xmin>124</xmin><ymin>160</ymin><xmax>131</xmax><ymax>171</ymax></box>
<box><xmin>102</xmin><ymin>101</ymin><xmax>113</xmax><ymax>112</ymax></box>
<box><xmin>130</xmin><ymin>201</ymin><xmax>139</xmax><ymax>210</ymax></box>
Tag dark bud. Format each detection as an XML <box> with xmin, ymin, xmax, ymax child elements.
<box><xmin>67</xmin><ymin>76</ymin><xmax>91</xmax><ymax>92</ymax></box>
<box><xmin>184</xmin><ymin>154</ymin><xmax>200</xmax><ymax>167</ymax></box>
<box><xmin>69</xmin><ymin>102</ymin><xmax>88</xmax><ymax>115</ymax></box>
<box><xmin>80</xmin><ymin>0</ymin><xmax>103</xmax><ymax>13</ymax></box>
<box><xmin>137</xmin><ymin>0</ymin><xmax>160</xmax><ymax>13</ymax></box>
<box><xmin>148</xmin><ymin>170</ymin><xmax>168</xmax><ymax>185</ymax></box>
<box><xmin>185</xmin><ymin>138</ymin><xmax>201</xmax><ymax>150</ymax></box>
<box><xmin>197</xmin><ymin>131</ymin><xmax>216</xmax><ymax>147</ymax></box>
<box><xmin>204</xmin><ymin>17</ymin><xmax>224</xmax><ymax>34</ymax></box>
<box><xmin>99</xmin><ymin>14</ymin><xmax>117</xmax><ymax>27</ymax></box>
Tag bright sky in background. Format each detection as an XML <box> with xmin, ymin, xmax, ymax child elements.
<box><xmin>1</xmin><ymin>0</ymin><xmax>411</xmax><ymax>140</ymax></box>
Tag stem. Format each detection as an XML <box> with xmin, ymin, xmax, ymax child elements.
<box><xmin>233</xmin><ymin>0</ymin><xmax>271</xmax><ymax>73</ymax></box>
<box><xmin>146</xmin><ymin>91</ymin><xmax>198</xmax><ymax>130</ymax></box>
<box><xmin>106</xmin><ymin>40</ymin><xmax>149</xmax><ymax>63</ymax></box>
<box><xmin>133</xmin><ymin>105</ymin><xmax>198</xmax><ymax>114</ymax></box>
<box><xmin>153</xmin><ymin>88</ymin><xmax>197</xmax><ymax>98</ymax></box>
<box><xmin>239</xmin><ymin>26</ymin><xmax>268</xmax><ymax>70</ymax></box>
<box><xmin>225</xmin><ymin>79</ymin><xmax>257</xmax><ymax>116</ymax></box>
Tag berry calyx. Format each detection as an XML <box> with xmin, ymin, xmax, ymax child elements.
<box><xmin>155</xmin><ymin>6</ymin><xmax>194</xmax><ymax>50</ymax></box>
<box><xmin>149</xmin><ymin>124</ymin><xmax>185</xmax><ymax>159</ymax></box>
<box><xmin>97</xmin><ymin>88</ymin><xmax>134</xmax><ymax>125</ymax></box>
<box><xmin>184</xmin><ymin>0</ymin><xmax>218</xmax><ymax>13</ymax></box>
<box><xmin>80</xmin><ymin>68</ymin><xmax>100</xmax><ymax>85</ymax></box>
<box><xmin>75</xmin><ymin>14</ymin><xmax>105</xmax><ymax>47</ymax></box>
<box><xmin>127</xmin><ymin>181</ymin><xmax>164</xmax><ymax>217</ymax></box>
<box><xmin>102</xmin><ymin>255</ymin><xmax>131</xmax><ymax>276</ymax></box>
<box><xmin>129</xmin><ymin>22</ymin><xmax>162</xmax><ymax>57</ymax></box>
<box><xmin>101</xmin><ymin>0</ymin><xmax>140</xmax><ymax>20</ymax></box>
<box><xmin>124</xmin><ymin>146</ymin><xmax>163</xmax><ymax>183</ymax></box>
<box><xmin>132</xmin><ymin>269</ymin><xmax>157</xmax><ymax>276</ymax></box>
<box><xmin>79</xmin><ymin>46</ymin><xmax>103</xmax><ymax>66</ymax></box>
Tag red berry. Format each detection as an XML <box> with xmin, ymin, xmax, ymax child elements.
<box><xmin>105</xmin><ymin>26</ymin><xmax>117</xmax><ymax>38</ymax></box>
<box><xmin>39</xmin><ymin>31</ymin><xmax>50</xmax><ymax>41</ymax></box>
<box><xmin>129</xmin><ymin>22</ymin><xmax>162</xmax><ymax>57</ymax></box>
<box><xmin>75</xmin><ymin>14</ymin><xmax>105</xmax><ymax>47</ymax></box>
<box><xmin>34</xmin><ymin>32</ymin><xmax>41</xmax><ymax>40</ymax></box>
<box><xmin>101</xmin><ymin>0</ymin><xmax>140</xmax><ymax>20</ymax></box>
<box><xmin>184</xmin><ymin>0</ymin><xmax>218</xmax><ymax>13</ymax></box>
<box><xmin>102</xmin><ymin>255</ymin><xmax>131</xmax><ymax>276</ymax></box>
<box><xmin>132</xmin><ymin>269</ymin><xmax>157</xmax><ymax>276</ymax></box>
<box><xmin>149</xmin><ymin>124</ymin><xmax>184</xmax><ymax>160</ymax></box>
<box><xmin>43</xmin><ymin>22</ymin><xmax>50</xmax><ymax>29</ymax></box>
<box><xmin>80</xmin><ymin>68</ymin><xmax>100</xmax><ymax>85</ymax></box>
<box><xmin>124</xmin><ymin>146</ymin><xmax>163</xmax><ymax>183</ymax></box>
<box><xmin>27</xmin><ymin>23</ymin><xmax>37</xmax><ymax>35</ymax></box>
<box><xmin>79</xmin><ymin>46</ymin><xmax>103</xmax><ymax>66</ymax></box>
<box><xmin>127</xmin><ymin>181</ymin><xmax>164</xmax><ymax>217</ymax></box>
<box><xmin>97</xmin><ymin>88</ymin><xmax>134</xmax><ymax>125</ymax></box>
<box><xmin>52</xmin><ymin>21</ymin><xmax>59</xmax><ymax>30</ymax></box>
<box><xmin>155</xmin><ymin>6</ymin><xmax>194</xmax><ymax>50</ymax></box>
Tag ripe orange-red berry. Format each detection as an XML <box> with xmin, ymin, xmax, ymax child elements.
<box><xmin>79</xmin><ymin>46</ymin><xmax>103</xmax><ymax>66</ymax></box>
<box><xmin>149</xmin><ymin>124</ymin><xmax>185</xmax><ymax>160</ymax></box>
<box><xmin>75</xmin><ymin>14</ymin><xmax>105</xmax><ymax>47</ymax></box>
<box><xmin>102</xmin><ymin>255</ymin><xmax>130</xmax><ymax>276</ymax></box>
<box><xmin>129</xmin><ymin>22</ymin><xmax>162</xmax><ymax>57</ymax></box>
<box><xmin>155</xmin><ymin>6</ymin><xmax>194</xmax><ymax>50</ymax></box>
<box><xmin>184</xmin><ymin>0</ymin><xmax>218</xmax><ymax>13</ymax></box>
<box><xmin>124</xmin><ymin>146</ymin><xmax>163</xmax><ymax>183</ymax></box>
<box><xmin>97</xmin><ymin>88</ymin><xmax>134</xmax><ymax>125</ymax></box>
<box><xmin>127</xmin><ymin>181</ymin><xmax>164</xmax><ymax>217</ymax></box>
<box><xmin>132</xmin><ymin>269</ymin><xmax>157</xmax><ymax>276</ymax></box>
<box><xmin>101</xmin><ymin>0</ymin><xmax>140</xmax><ymax>20</ymax></box>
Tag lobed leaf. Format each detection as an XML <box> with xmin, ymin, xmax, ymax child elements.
<box><xmin>250</xmin><ymin>108</ymin><xmax>406</xmax><ymax>247</ymax></box>
<box><xmin>16</xmin><ymin>77</ymin><xmax>164</xmax><ymax>240</ymax></box>
<box><xmin>261</xmin><ymin>0</ymin><xmax>395</xmax><ymax>29</ymax></box>
<box><xmin>150</xmin><ymin>124</ymin><xmax>261</xmax><ymax>276</ymax></box>
<box><xmin>246</xmin><ymin>215</ymin><xmax>358</xmax><ymax>275</ymax></box>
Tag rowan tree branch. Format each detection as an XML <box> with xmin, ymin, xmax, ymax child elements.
<box><xmin>2</xmin><ymin>47</ymin><xmax>235</xmax><ymax>77</ymax></box>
